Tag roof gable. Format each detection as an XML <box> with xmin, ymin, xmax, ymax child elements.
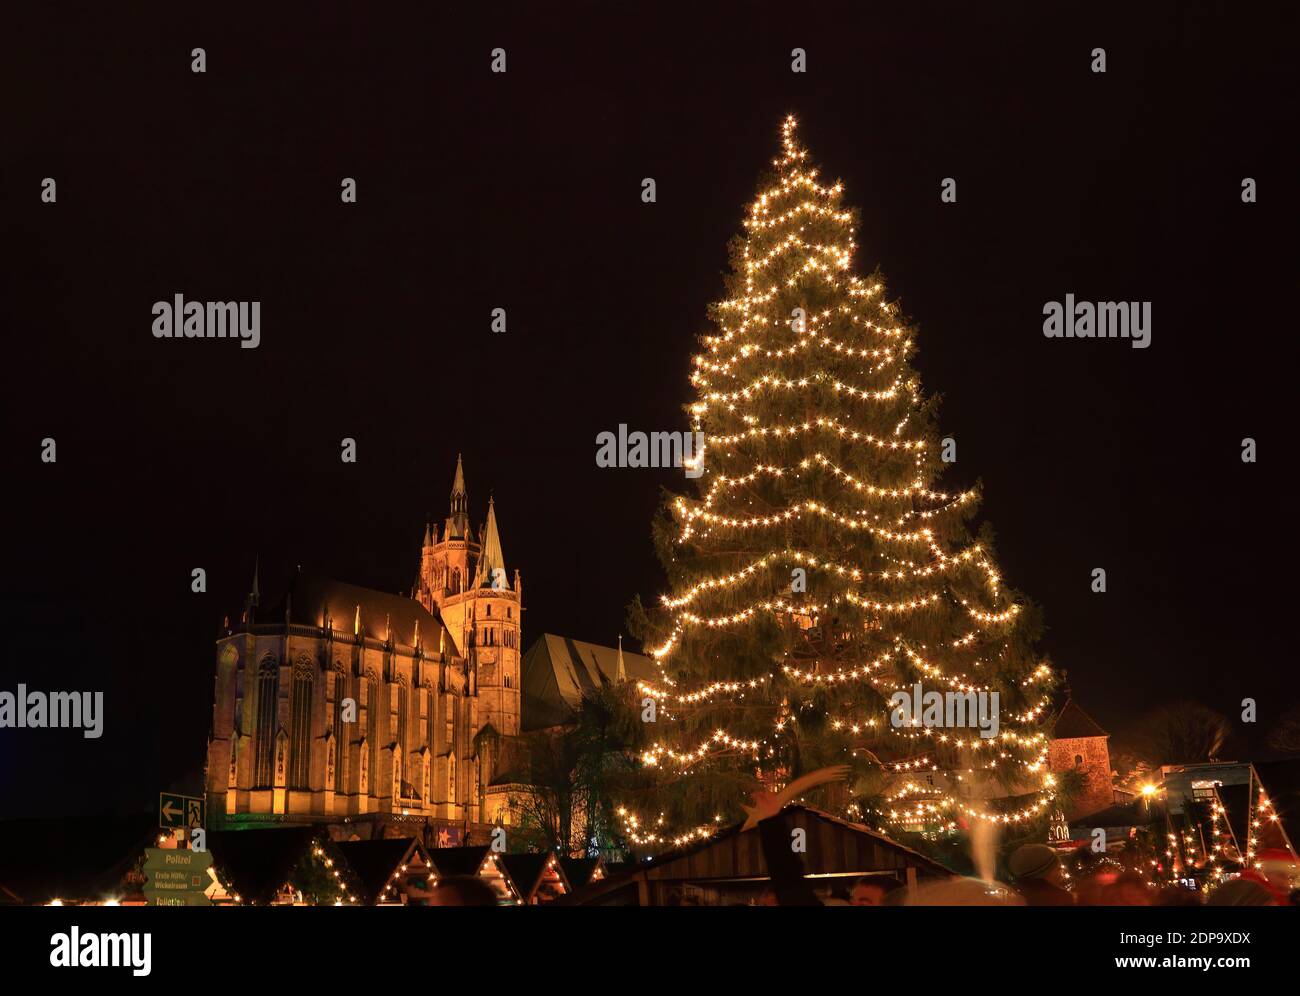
<box><xmin>334</xmin><ymin>837</ymin><xmax>428</xmax><ymax>904</ymax></box>
<box><xmin>1051</xmin><ymin>698</ymin><xmax>1107</xmax><ymax>740</ymax></box>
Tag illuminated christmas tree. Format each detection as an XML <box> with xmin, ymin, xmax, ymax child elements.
<box><xmin>625</xmin><ymin>116</ymin><xmax>1057</xmax><ymax>847</ymax></box>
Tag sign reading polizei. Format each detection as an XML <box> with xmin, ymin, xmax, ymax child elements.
<box><xmin>141</xmin><ymin>848</ymin><xmax>214</xmax><ymax>906</ymax></box>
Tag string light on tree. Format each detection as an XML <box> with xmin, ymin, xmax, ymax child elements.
<box><xmin>626</xmin><ymin>115</ymin><xmax>1056</xmax><ymax>847</ymax></box>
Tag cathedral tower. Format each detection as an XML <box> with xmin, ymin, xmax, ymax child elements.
<box><xmin>417</xmin><ymin>457</ymin><xmax>522</xmax><ymax>737</ymax></box>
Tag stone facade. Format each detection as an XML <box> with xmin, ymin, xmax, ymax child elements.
<box><xmin>205</xmin><ymin>457</ymin><xmax>521</xmax><ymax>833</ymax></box>
<box><xmin>1047</xmin><ymin>699</ymin><xmax>1114</xmax><ymax>819</ymax></box>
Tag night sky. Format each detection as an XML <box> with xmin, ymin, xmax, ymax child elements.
<box><xmin>1</xmin><ymin>2</ymin><xmax>1290</xmax><ymax>817</ymax></box>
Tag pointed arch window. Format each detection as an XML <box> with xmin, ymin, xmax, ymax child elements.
<box><xmin>367</xmin><ymin>673</ymin><xmax>381</xmax><ymax>792</ymax></box>
<box><xmin>289</xmin><ymin>662</ymin><xmax>313</xmax><ymax>789</ymax></box>
<box><xmin>332</xmin><ymin>668</ymin><xmax>348</xmax><ymax>772</ymax></box>
<box><xmin>396</xmin><ymin>681</ymin><xmax>410</xmax><ymax>787</ymax></box>
<box><xmin>254</xmin><ymin>657</ymin><xmax>279</xmax><ymax>788</ymax></box>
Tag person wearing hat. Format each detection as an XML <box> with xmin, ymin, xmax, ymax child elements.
<box><xmin>1008</xmin><ymin>844</ymin><xmax>1074</xmax><ymax>906</ymax></box>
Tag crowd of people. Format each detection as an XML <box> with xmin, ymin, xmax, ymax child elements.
<box><xmin>748</xmin><ymin>808</ymin><xmax>1296</xmax><ymax>907</ymax></box>
<box><xmin>766</xmin><ymin>843</ymin><xmax>1297</xmax><ymax>907</ymax></box>
<box><xmin>996</xmin><ymin>842</ymin><xmax>1294</xmax><ymax>907</ymax></box>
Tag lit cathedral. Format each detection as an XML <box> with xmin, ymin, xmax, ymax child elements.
<box><xmin>205</xmin><ymin>456</ymin><xmax>525</xmax><ymax>837</ymax></box>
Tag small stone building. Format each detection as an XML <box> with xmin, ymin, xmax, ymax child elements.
<box><xmin>1047</xmin><ymin>698</ymin><xmax>1114</xmax><ymax>819</ymax></box>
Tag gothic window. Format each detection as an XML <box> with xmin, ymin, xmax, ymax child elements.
<box><xmin>332</xmin><ymin>670</ymin><xmax>348</xmax><ymax>765</ymax></box>
<box><xmin>253</xmin><ymin>657</ymin><xmax>278</xmax><ymax>788</ymax></box>
<box><xmin>506</xmin><ymin>607</ymin><xmax>511</xmax><ymax>619</ymax></box>
<box><xmin>1074</xmin><ymin>754</ymin><xmax>1084</xmax><ymax>767</ymax></box>
<box><xmin>486</xmin><ymin>604</ymin><xmax>491</xmax><ymax>617</ymax></box>
<box><xmin>426</xmin><ymin>693</ymin><xmax>436</xmax><ymax>756</ymax></box>
<box><xmin>504</xmin><ymin>674</ymin><xmax>512</xmax><ymax>689</ymax></box>
<box><xmin>396</xmin><ymin>682</ymin><xmax>409</xmax><ymax>783</ymax></box>
<box><xmin>367</xmin><ymin>674</ymin><xmax>381</xmax><ymax>792</ymax></box>
<box><xmin>289</xmin><ymin>663</ymin><xmax>313</xmax><ymax>789</ymax></box>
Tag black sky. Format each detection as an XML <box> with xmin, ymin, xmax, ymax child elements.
<box><xmin>0</xmin><ymin>1</ymin><xmax>1291</xmax><ymax>817</ymax></box>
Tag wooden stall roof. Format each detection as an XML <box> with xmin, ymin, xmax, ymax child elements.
<box><xmin>333</xmin><ymin>837</ymin><xmax>431</xmax><ymax>905</ymax></box>
<box><xmin>559</xmin><ymin>856</ymin><xmax>605</xmax><ymax>887</ymax></box>
<box><xmin>563</xmin><ymin>806</ymin><xmax>954</xmax><ymax>905</ymax></box>
<box><xmin>207</xmin><ymin>826</ymin><xmax>322</xmax><ymax>906</ymax></box>
<box><xmin>499</xmin><ymin>852</ymin><xmax>570</xmax><ymax>901</ymax></box>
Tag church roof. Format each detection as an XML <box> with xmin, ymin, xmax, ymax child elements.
<box><xmin>1051</xmin><ymin>698</ymin><xmax>1108</xmax><ymax>740</ymax></box>
<box><xmin>520</xmin><ymin>634</ymin><xmax>656</xmax><ymax>730</ymax></box>
<box><xmin>265</xmin><ymin>570</ymin><xmax>460</xmax><ymax>657</ymax></box>
<box><xmin>484</xmin><ymin>731</ymin><xmax>534</xmax><ymax>786</ymax></box>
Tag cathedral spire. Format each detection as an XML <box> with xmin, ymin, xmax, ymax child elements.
<box><xmin>243</xmin><ymin>555</ymin><xmax>260</xmax><ymax>622</ymax></box>
<box><xmin>473</xmin><ymin>495</ymin><xmax>507</xmax><ymax>588</ymax></box>
<box><xmin>446</xmin><ymin>454</ymin><xmax>470</xmax><ymax>540</ymax></box>
<box><xmin>451</xmin><ymin>452</ymin><xmax>466</xmax><ymax>502</ymax></box>
<box><xmin>616</xmin><ymin>634</ymin><xmax>627</xmax><ymax>683</ymax></box>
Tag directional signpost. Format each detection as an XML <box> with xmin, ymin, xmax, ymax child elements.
<box><xmin>159</xmin><ymin>792</ymin><xmax>205</xmax><ymax>831</ymax></box>
<box><xmin>141</xmin><ymin>847</ymin><xmax>214</xmax><ymax>907</ymax></box>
